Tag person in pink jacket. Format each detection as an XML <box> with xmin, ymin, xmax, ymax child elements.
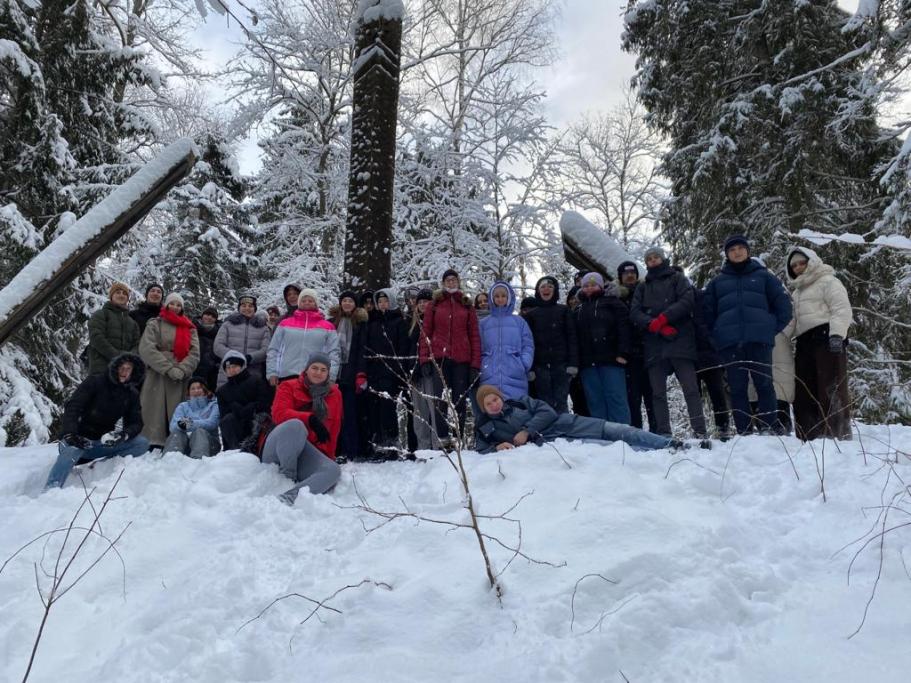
<box><xmin>266</xmin><ymin>288</ymin><xmax>340</xmax><ymax>385</ymax></box>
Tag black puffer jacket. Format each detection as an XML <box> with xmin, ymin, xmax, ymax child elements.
<box><xmin>364</xmin><ymin>307</ymin><xmax>407</xmax><ymax>388</ymax></box>
<box><xmin>215</xmin><ymin>355</ymin><xmax>272</xmax><ymax>422</ymax></box>
<box><xmin>329</xmin><ymin>306</ymin><xmax>368</xmax><ymax>388</ymax></box>
<box><xmin>617</xmin><ymin>282</ymin><xmax>646</xmax><ymax>360</ymax></box>
<box><xmin>193</xmin><ymin>318</ymin><xmax>221</xmax><ymax>381</ymax></box>
<box><xmin>630</xmin><ymin>262</ymin><xmax>698</xmax><ymax>365</ymax></box>
<box><xmin>574</xmin><ymin>287</ymin><xmax>632</xmax><ymax>368</ymax></box>
<box><xmin>129</xmin><ymin>301</ymin><xmax>160</xmax><ymax>337</ymax></box>
<box><xmin>59</xmin><ymin>353</ymin><xmax>145</xmax><ymax>440</ymax></box>
<box><xmin>525</xmin><ymin>277</ymin><xmax>579</xmax><ymax>369</ymax></box>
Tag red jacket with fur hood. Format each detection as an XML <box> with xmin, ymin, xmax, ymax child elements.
<box><xmin>419</xmin><ymin>289</ymin><xmax>482</xmax><ymax>369</ymax></box>
<box><xmin>271</xmin><ymin>375</ymin><xmax>343</xmax><ymax>459</ymax></box>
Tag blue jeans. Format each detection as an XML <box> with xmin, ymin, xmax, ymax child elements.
<box><xmin>46</xmin><ymin>435</ymin><xmax>150</xmax><ymax>489</ymax></box>
<box><xmin>721</xmin><ymin>343</ymin><xmax>776</xmax><ymax>434</ymax></box>
<box><xmin>581</xmin><ymin>366</ymin><xmax>631</xmax><ymax>424</ymax></box>
<box><xmin>600</xmin><ymin>421</ymin><xmax>674</xmax><ymax>451</ymax></box>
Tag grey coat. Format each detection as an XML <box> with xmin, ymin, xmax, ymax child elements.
<box><xmin>629</xmin><ymin>263</ymin><xmax>698</xmax><ymax>365</ymax></box>
<box><xmin>474</xmin><ymin>396</ymin><xmax>605</xmax><ymax>454</ymax></box>
<box><xmin>213</xmin><ymin>312</ymin><xmax>271</xmax><ymax>387</ymax></box>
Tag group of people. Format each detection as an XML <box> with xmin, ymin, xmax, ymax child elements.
<box><xmin>46</xmin><ymin>234</ymin><xmax>854</xmax><ymax>502</ymax></box>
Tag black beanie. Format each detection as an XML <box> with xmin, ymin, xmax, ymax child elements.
<box><xmin>339</xmin><ymin>290</ymin><xmax>358</xmax><ymax>304</ymax></box>
<box><xmin>417</xmin><ymin>289</ymin><xmax>433</xmax><ymax>302</ymax></box>
<box><xmin>145</xmin><ymin>283</ymin><xmax>164</xmax><ymax>297</ymax></box>
<box><xmin>441</xmin><ymin>268</ymin><xmax>459</xmax><ymax>282</ymax></box>
<box><xmin>617</xmin><ymin>261</ymin><xmax>639</xmax><ymax>279</ymax></box>
<box><xmin>723</xmin><ymin>234</ymin><xmax>750</xmax><ymax>254</ymax></box>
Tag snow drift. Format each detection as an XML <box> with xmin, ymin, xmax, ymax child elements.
<box><xmin>1</xmin><ymin>429</ymin><xmax>910</xmax><ymax>681</ymax></box>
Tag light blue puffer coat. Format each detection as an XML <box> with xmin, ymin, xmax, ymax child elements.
<box><xmin>169</xmin><ymin>396</ymin><xmax>220</xmax><ymax>440</ymax></box>
<box><xmin>479</xmin><ymin>282</ymin><xmax>535</xmax><ymax>400</ymax></box>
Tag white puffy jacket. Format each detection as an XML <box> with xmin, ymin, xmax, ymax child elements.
<box><xmin>783</xmin><ymin>246</ymin><xmax>853</xmax><ymax>339</ymax></box>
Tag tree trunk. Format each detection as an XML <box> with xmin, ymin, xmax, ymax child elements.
<box><xmin>343</xmin><ymin>9</ymin><xmax>402</xmax><ymax>290</ymax></box>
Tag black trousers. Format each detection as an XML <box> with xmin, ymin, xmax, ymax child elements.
<box><xmin>431</xmin><ymin>359</ymin><xmax>471</xmax><ymax>440</ymax></box>
<box><xmin>219</xmin><ymin>413</ymin><xmax>251</xmax><ymax>451</ymax></box>
<box><xmin>697</xmin><ymin>365</ymin><xmax>730</xmax><ymax>433</ymax></box>
<box><xmin>794</xmin><ymin>335</ymin><xmax>851</xmax><ymax>440</ymax></box>
<box><xmin>369</xmin><ymin>382</ymin><xmax>401</xmax><ymax>448</ymax></box>
<box><xmin>569</xmin><ymin>374</ymin><xmax>589</xmax><ymax>417</ymax></box>
<box><xmin>535</xmin><ymin>363</ymin><xmax>571</xmax><ymax>414</ymax></box>
<box><xmin>626</xmin><ymin>356</ymin><xmax>656</xmax><ymax>432</ymax></box>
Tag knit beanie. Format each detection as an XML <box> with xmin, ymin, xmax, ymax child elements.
<box><xmin>416</xmin><ymin>289</ymin><xmax>433</xmax><ymax>303</ymax></box>
<box><xmin>109</xmin><ymin>281</ymin><xmax>130</xmax><ymax>299</ymax></box>
<box><xmin>298</xmin><ymin>288</ymin><xmax>319</xmax><ymax>306</ymax></box>
<box><xmin>359</xmin><ymin>290</ymin><xmax>375</xmax><ymax>307</ymax></box>
<box><xmin>644</xmin><ymin>246</ymin><xmax>667</xmax><ymax>262</ymax></box>
<box><xmin>164</xmin><ymin>292</ymin><xmax>184</xmax><ymax>308</ymax></box>
<box><xmin>201</xmin><ymin>306</ymin><xmax>219</xmax><ymax>319</ymax></box>
<box><xmin>339</xmin><ymin>290</ymin><xmax>358</xmax><ymax>304</ymax></box>
<box><xmin>441</xmin><ymin>268</ymin><xmax>459</xmax><ymax>283</ymax></box>
<box><xmin>476</xmin><ymin>384</ymin><xmax>505</xmax><ymax>409</ymax></box>
<box><xmin>238</xmin><ymin>294</ymin><xmax>257</xmax><ymax>311</ymax></box>
<box><xmin>581</xmin><ymin>272</ymin><xmax>604</xmax><ymax>289</ymax></box>
<box><xmin>145</xmin><ymin>283</ymin><xmax>164</xmax><ymax>297</ymax></box>
<box><xmin>306</xmin><ymin>351</ymin><xmax>331</xmax><ymax>371</ymax></box>
<box><xmin>723</xmin><ymin>234</ymin><xmax>750</xmax><ymax>254</ymax></box>
<box><xmin>617</xmin><ymin>261</ymin><xmax>639</xmax><ymax>279</ymax></box>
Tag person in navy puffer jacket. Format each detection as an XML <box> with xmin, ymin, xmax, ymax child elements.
<box><xmin>703</xmin><ymin>235</ymin><xmax>793</xmax><ymax>435</ymax></box>
<box><xmin>479</xmin><ymin>281</ymin><xmax>535</xmax><ymax>401</ymax></box>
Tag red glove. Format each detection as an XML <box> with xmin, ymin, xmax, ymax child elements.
<box><xmin>355</xmin><ymin>372</ymin><xmax>368</xmax><ymax>394</ymax></box>
<box><xmin>659</xmin><ymin>325</ymin><xmax>678</xmax><ymax>338</ymax></box>
<box><xmin>648</xmin><ymin>313</ymin><xmax>668</xmax><ymax>333</ymax></box>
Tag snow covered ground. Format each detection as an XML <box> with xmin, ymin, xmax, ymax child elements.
<box><xmin>1</xmin><ymin>427</ymin><xmax>910</xmax><ymax>682</ymax></box>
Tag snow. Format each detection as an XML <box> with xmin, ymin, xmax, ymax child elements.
<box><xmin>0</xmin><ymin>138</ymin><xmax>197</xmax><ymax>327</ymax></box>
<box><xmin>796</xmin><ymin>228</ymin><xmax>911</xmax><ymax>250</ymax></box>
<box><xmin>560</xmin><ymin>211</ymin><xmax>638</xmax><ymax>275</ymax></box>
<box><xmin>2</xmin><ymin>430</ymin><xmax>910</xmax><ymax>681</ymax></box>
<box><xmin>0</xmin><ymin>38</ymin><xmax>36</xmax><ymax>78</ymax></box>
<box><xmin>843</xmin><ymin>0</ymin><xmax>879</xmax><ymax>32</ymax></box>
<box><xmin>355</xmin><ymin>0</ymin><xmax>405</xmax><ymax>24</ymax></box>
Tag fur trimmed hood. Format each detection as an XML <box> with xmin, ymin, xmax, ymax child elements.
<box><xmin>433</xmin><ymin>288</ymin><xmax>472</xmax><ymax>306</ymax></box>
<box><xmin>224</xmin><ymin>311</ymin><xmax>268</xmax><ymax>328</ymax></box>
<box><xmin>328</xmin><ymin>305</ymin><xmax>368</xmax><ymax>324</ymax></box>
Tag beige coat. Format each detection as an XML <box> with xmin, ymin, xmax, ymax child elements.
<box><xmin>748</xmin><ymin>332</ymin><xmax>796</xmax><ymax>403</ymax></box>
<box><xmin>784</xmin><ymin>246</ymin><xmax>853</xmax><ymax>339</ymax></box>
<box><xmin>139</xmin><ymin>317</ymin><xmax>200</xmax><ymax>445</ymax></box>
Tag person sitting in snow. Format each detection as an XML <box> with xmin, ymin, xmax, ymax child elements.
<box><xmin>45</xmin><ymin>354</ymin><xmax>149</xmax><ymax>489</ymax></box>
<box><xmin>473</xmin><ymin>384</ymin><xmax>678</xmax><ymax>455</ymax></box>
<box><xmin>264</xmin><ymin>353</ymin><xmax>342</xmax><ymax>504</ymax></box>
<box><xmin>216</xmin><ymin>351</ymin><xmax>272</xmax><ymax>451</ymax></box>
<box><xmin>163</xmin><ymin>378</ymin><xmax>221</xmax><ymax>458</ymax></box>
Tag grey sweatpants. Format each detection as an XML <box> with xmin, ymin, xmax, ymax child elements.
<box><xmin>261</xmin><ymin>419</ymin><xmax>341</xmax><ymax>496</ymax></box>
<box><xmin>163</xmin><ymin>429</ymin><xmax>219</xmax><ymax>458</ymax></box>
<box><xmin>411</xmin><ymin>375</ymin><xmax>440</xmax><ymax>450</ymax></box>
<box><xmin>647</xmin><ymin>358</ymin><xmax>707</xmax><ymax>437</ymax></box>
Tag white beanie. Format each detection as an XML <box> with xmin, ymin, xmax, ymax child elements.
<box><xmin>164</xmin><ymin>292</ymin><xmax>184</xmax><ymax>308</ymax></box>
<box><xmin>298</xmin><ymin>288</ymin><xmax>319</xmax><ymax>306</ymax></box>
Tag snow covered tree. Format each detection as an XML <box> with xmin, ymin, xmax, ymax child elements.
<box><xmin>623</xmin><ymin>0</ymin><xmax>911</xmax><ymax>423</ymax></box>
<box><xmin>0</xmin><ymin>0</ymin><xmax>160</xmax><ymax>444</ymax></box>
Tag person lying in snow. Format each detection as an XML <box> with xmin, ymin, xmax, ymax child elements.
<box><xmin>473</xmin><ymin>384</ymin><xmax>678</xmax><ymax>455</ymax></box>
<box><xmin>45</xmin><ymin>354</ymin><xmax>149</xmax><ymax>489</ymax></box>
<box><xmin>264</xmin><ymin>352</ymin><xmax>342</xmax><ymax>504</ymax></box>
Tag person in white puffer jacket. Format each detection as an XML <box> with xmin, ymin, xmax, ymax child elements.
<box><xmin>783</xmin><ymin>246</ymin><xmax>853</xmax><ymax>441</ymax></box>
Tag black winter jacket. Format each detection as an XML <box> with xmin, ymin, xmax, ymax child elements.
<box><xmin>525</xmin><ymin>279</ymin><xmax>578</xmax><ymax>369</ymax></box>
<box><xmin>129</xmin><ymin>302</ymin><xmax>160</xmax><ymax>337</ymax></box>
<box><xmin>59</xmin><ymin>353</ymin><xmax>145</xmax><ymax>440</ymax></box>
<box><xmin>630</xmin><ymin>262</ymin><xmax>698</xmax><ymax>365</ymax></box>
<box><xmin>364</xmin><ymin>308</ymin><xmax>408</xmax><ymax>387</ymax></box>
<box><xmin>193</xmin><ymin>318</ymin><xmax>221</xmax><ymax>380</ymax></box>
<box><xmin>215</xmin><ymin>366</ymin><xmax>272</xmax><ymax>422</ymax></box>
<box><xmin>574</xmin><ymin>289</ymin><xmax>632</xmax><ymax>368</ymax></box>
<box><xmin>618</xmin><ymin>283</ymin><xmax>646</xmax><ymax>360</ymax></box>
<box><xmin>329</xmin><ymin>307</ymin><xmax>368</xmax><ymax>388</ymax></box>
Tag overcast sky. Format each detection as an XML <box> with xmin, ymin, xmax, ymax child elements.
<box><xmin>193</xmin><ymin>0</ymin><xmax>862</xmax><ymax>175</ymax></box>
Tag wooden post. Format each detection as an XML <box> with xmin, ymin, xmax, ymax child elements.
<box><xmin>0</xmin><ymin>139</ymin><xmax>197</xmax><ymax>347</ymax></box>
<box><xmin>343</xmin><ymin>1</ymin><xmax>403</xmax><ymax>290</ymax></box>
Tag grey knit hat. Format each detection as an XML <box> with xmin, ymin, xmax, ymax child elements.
<box><xmin>644</xmin><ymin>246</ymin><xmax>667</xmax><ymax>262</ymax></box>
<box><xmin>305</xmin><ymin>352</ymin><xmax>332</xmax><ymax>371</ymax></box>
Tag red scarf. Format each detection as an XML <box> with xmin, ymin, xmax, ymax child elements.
<box><xmin>159</xmin><ymin>307</ymin><xmax>195</xmax><ymax>362</ymax></box>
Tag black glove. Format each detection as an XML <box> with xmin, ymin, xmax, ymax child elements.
<box><xmin>61</xmin><ymin>433</ymin><xmax>92</xmax><ymax>450</ymax></box>
<box><xmin>529</xmin><ymin>432</ymin><xmax>545</xmax><ymax>446</ymax></box>
<box><xmin>308</xmin><ymin>414</ymin><xmax>330</xmax><ymax>444</ymax></box>
<box><xmin>421</xmin><ymin>362</ymin><xmax>433</xmax><ymax>378</ymax></box>
<box><xmin>828</xmin><ymin>335</ymin><xmax>844</xmax><ymax>354</ymax></box>
<box><xmin>177</xmin><ymin>418</ymin><xmax>191</xmax><ymax>431</ymax></box>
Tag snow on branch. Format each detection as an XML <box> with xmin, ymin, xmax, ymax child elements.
<box><xmin>355</xmin><ymin>0</ymin><xmax>404</xmax><ymax>25</ymax></box>
<box><xmin>796</xmin><ymin>228</ymin><xmax>911</xmax><ymax>251</ymax></box>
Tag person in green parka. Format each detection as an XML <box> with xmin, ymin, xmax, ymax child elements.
<box><xmin>87</xmin><ymin>282</ymin><xmax>141</xmax><ymax>375</ymax></box>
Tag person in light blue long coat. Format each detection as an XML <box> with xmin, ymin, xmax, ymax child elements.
<box><xmin>163</xmin><ymin>378</ymin><xmax>221</xmax><ymax>458</ymax></box>
<box><xmin>479</xmin><ymin>281</ymin><xmax>535</xmax><ymax>400</ymax></box>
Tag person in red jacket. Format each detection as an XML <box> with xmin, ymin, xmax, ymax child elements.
<box><xmin>418</xmin><ymin>268</ymin><xmax>482</xmax><ymax>446</ymax></box>
<box><xmin>264</xmin><ymin>352</ymin><xmax>342</xmax><ymax>504</ymax></box>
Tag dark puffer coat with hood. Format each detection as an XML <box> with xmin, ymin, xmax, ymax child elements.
<box><xmin>524</xmin><ymin>276</ymin><xmax>578</xmax><ymax>369</ymax></box>
<box><xmin>364</xmin><ymin>288</ymin><xmax>408</xmax><ymax>388</ymax></box>
<box><xmin>59</xmin><ymin>353</ymin><xmax>145</xmax><ymax>441</ymax></box>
